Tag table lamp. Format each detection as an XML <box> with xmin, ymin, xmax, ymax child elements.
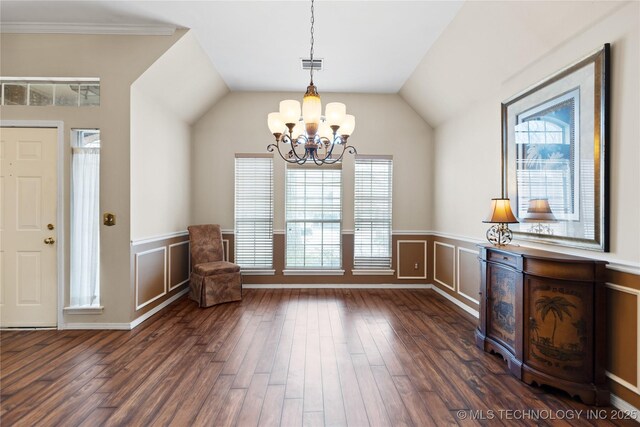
<box><xmin>483</xmin><ymin>198</ymin><xmax>519</xmax><ymax>245</ymax></box>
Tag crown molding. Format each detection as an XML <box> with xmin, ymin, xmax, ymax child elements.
<box><xmin>1</xmin><ymin>22</ymin><xmax>176</xmax><ymax>36</ymax></box>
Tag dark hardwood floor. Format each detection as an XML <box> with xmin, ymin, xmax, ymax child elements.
<box><xmin>0</xmin><ymin>289</ymin><xmax>635</xmax><ymax>426</ymax></box>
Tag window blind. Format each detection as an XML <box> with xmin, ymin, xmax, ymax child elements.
<box><xmin>285</xmin><ymin>165</ymin><xmax>342</xmax><ymax>269</ymax></box>
<box><xmin>234</xmin><ymin>155</ymin><xmax>274</xmax><ymax>269</ymax></box>
<box><xmin>354</xmin><ymin>156</ymin><xmax>393</xmax><ymax>269</ymax></box>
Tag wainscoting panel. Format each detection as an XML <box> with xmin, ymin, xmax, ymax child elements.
<box><xmin>225</xmin><ymin>232</ymin><xmax>429</xmax><ymax>284</ymax></box>
<box><xmin>168</xmin><ymin>241</ymin><xmax>190</xmax><ymax>291</ymax></box>
<box><xmin>433</xmin><ymin>241</ymin><xmax>455</xmax><ymax>290</ymax></box>
<box><xmin>397</xmin><ymin>240</ymin><xmax>427</xmax><ymax>279</ymax></box>
<box><xmin>135</xmin><ymin>247</ymin><xmax>166</xmax><ymax>310</ymax></box>
<box><xmin>457</xmin><ymin>247</ymin><xmax>480</xmax><ymax>304</ymax></box>
<box><xmin>605</xmin><ymin>274</ymin><xmax>640</xmax><ymax>408</ymax></box>
<box><xmin>131</xmin><ymin>232</ymin><xmax>190</xmax><ymax>318</ymax></box>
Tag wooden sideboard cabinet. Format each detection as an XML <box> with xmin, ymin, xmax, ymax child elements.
<box><xmin>475</xmin><ymin>244</ymin><xmax>609</xmax><ymax>405</ymax></box>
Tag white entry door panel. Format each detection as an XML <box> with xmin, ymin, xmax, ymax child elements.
<box><xmin>1</xmin><ymin>127</ymin><xmax>58</xmax><ymax>327</ymax></box>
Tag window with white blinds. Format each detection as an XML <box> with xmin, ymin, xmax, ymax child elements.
<box><xmin>234</xmin><ymin>155</ymin><xmax>273</xmax><ymax>269</ymax></box>
<box><xmin>354</xmin><ymin>156</ymin><xmax>393</xmax><ymax>269</ymax></box>
<box><xmin>286</xmin><ymin>165</ymin><xmax>342</xmax><ymax>269</ymax></box>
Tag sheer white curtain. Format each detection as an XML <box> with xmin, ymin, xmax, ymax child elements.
<box><xmin>71</xmin><ymin>147</ymin><xmax>100</xmax><ymax>306</ymax></box>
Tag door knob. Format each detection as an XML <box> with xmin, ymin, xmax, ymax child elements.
<box><xmin>47</xmin><ymin>224</ymin><xmax>55</xmax><ymax>230</ymax></box>
<box><xmin>44</xmin><ymin>237</ymin><xmax>55</xmax><ymax>245</ymax></box>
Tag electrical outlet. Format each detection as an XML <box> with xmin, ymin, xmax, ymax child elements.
<box><xmin>414</xmin><ymin>262</ymin><xmax>419</xmax><ymax>270</ymax></box>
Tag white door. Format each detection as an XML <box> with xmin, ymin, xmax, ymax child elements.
<box><xmin>1</xmin><ymin>127</ymin><xmax>58</xmax><ymax>327</ymax></box>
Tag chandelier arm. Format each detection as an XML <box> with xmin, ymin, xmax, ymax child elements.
<box><xmin>312</xmin><ymin>148</ymin><xmax>325</xmax><ymax>166</ymax></box>
<box><xmin>322</xmin><ymin>135</ymin><xmax>341</xmax><ymax>160</ymax></box>
<box><xmin>288</xmin><ymin>134</ymin><xmax>309</xmax><ymax>162</ymax></box>
<box><xmin>322</xmin><ymin>144</ymin><xmax>357</xmax><ymax>165</ymax></box>
<box><xmin>268</xmin><ymin>134</ymin><xmax>308</xmax><ymax>164</ymax></box>
<box><xmin>267</xmin><ymin>142</ymin><xmax>299</xmax><ymax>164</ymax></box>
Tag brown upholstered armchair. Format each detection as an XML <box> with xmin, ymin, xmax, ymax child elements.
<box><xmin>187</xmin><ymin>224</ymin><xmax>242</xmax><ymax>307</ymax></box>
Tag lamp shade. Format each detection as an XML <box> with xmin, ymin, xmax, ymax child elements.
<box><xmin>523</xmin><ymin>199</ymin><xmax>557</xmax><ymax>222</ymax></box>
<box><xmin>339</xmin><ymin>114</ymin><xmax>356</xmax><ymax>136</ymax></box>
<box><xmin>280</xmin><ymin>100</ymin><xmax>301</xmax><ymax>125</ymax></box>
<box><xmin>483</xmin><ymin>198</ymin><xmax>519</xmax><ymax>224</ymax></box>
<box><xmin>267</xmin><ymin>112</ymin><xmax>285</xmax><ymax>135</ymax></box>
<box><xmin>325</xmin><ymin>102</ymin><xmax>346</xmax><ymax>128</ymax></box>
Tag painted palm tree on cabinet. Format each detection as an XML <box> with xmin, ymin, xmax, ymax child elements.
<box><xmin>530</xmin><ymin>295</ymin><xmax>586</xmax><ymax>362</ymax></box>
<box><xmin>535</xmin><ymin>296</ymin><xmax>576</xmax><ymax>346</ymax></box>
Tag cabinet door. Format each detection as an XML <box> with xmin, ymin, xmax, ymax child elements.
<box><xmin>524</xmin><ymin>276</ymin><xmax>593</xmax><ymax>383</ymax></box>
<box><xmin>486</xmin><ymin>263</ymin><xmax>519</xmax><ymax>354</ymax></box>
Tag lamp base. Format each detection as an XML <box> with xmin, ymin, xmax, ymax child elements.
<box><xmin>486</xmin><ymin>224</ymin><xmax>513</xmax><ymax>245</ymax></box>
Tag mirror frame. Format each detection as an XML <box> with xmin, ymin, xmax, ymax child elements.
<box><xmin>501</xmin><ymin>44</ymin><xmax>610</xmax><ymax>252</ymax></box>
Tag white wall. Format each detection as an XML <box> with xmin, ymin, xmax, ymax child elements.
<box><xmin>400</xmin><ymin>1</ymin><xmax>626</xmax><ymax>127</ymax></box>
<box><xmin>130</xmin><ymin>90</ymin><xmax>191</xmax><ymax>240</ymax></box>
<box><xmin>192</xmin><ymin>92</ymin><xmax>434</xmax><ymax>232</ymax></box>
<box><xmin>424</xmin><ymin>2</ymin><xmax>640</xmax><ymax>265</ymax></box>
<box><xmin>130</xmin><ymin>31</ymin><xmax>228</xmax><ymax>242</ymax></box>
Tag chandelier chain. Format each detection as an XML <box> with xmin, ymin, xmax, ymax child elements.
<box><xmin>309</xmin><ymin>0</ymin><xmax>315</xmax><ymax>83</ymax></box>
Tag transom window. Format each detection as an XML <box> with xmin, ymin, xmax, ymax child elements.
<box><xmin>1</xmin><ymin>78</ymin><xmax>100</xmax><ymax>107</ymax></box>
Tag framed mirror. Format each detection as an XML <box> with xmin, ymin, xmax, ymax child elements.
<box><xmin>502</xmin><ymin>44</ymin><xmax>610</xmax><ymax>251</ymax></box>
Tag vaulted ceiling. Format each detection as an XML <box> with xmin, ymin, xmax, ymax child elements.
<box><xmin>0</xmin><ymin>1</ymin><xmax>463</xmax><ymax>93</ymax></box>
<box><xmin>0</xmin><ymin>1</ymin><xmax>628</xmax><ymax>126</ymax></box>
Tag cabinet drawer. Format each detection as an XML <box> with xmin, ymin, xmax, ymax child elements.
<box><xmin>488</xmin><ymin>250</ymin><xmax>519</xmax><ymax>268</ymax></box>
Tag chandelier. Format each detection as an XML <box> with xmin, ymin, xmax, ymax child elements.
<box><xmin>267</xmin><ymin>0</ymin><xmax>356</xmax><ymax>165</ymax></box>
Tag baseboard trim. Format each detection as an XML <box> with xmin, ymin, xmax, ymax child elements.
<box><xmin>242</xmin><ymin>283</ymin><xmax>430</xmax><ymax>289</ymax></box>
<box><xmin>130</xmin><ymin>288</ymin><xmax>189</xmax><ymax>329</ymax></box>
<box><xmin>62</xmin><ymin>322</ymin><xmax>132</xmax><ymax>330</ymax></box>
<box><xmin>429</xmin><ymin>284</ymin><xmax>480</xmax><ymax>318</ymax></box>
<box><xmin>610</xmin><ymin>393</ymin><xmax>640</xmax><ymax>413</ymax></box>
<box><xmin>62</xmin><ymin>288</ymin><xmax>189</xmax><ymax>330</ymax></box>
